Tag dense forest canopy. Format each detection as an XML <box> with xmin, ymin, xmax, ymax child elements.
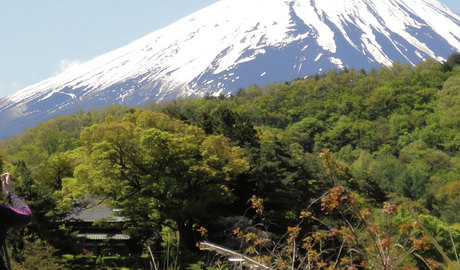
<box><xmin>1</xmin><ymin>56</ymin><xmax>460</xmax><ymax>269</ymax></box>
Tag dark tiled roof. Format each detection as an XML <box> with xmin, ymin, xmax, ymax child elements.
<box><xmin>69</xmin><ymin>204</ymin><xmax>125</xmax><ymax>222</ymax></box>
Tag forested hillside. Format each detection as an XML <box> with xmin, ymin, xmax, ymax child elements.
<box><xmin>1</xmin><ymin>56</ymin><xmax>460</xmax><ymax>269</ymax></box>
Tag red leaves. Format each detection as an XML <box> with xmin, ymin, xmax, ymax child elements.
<box><xmin>329</xmin><ymin>228</ymin><xmax>338</xmax><ymax>238</ymax></box>
<box><xmin>425</xmin><ymin>258</ymin><xmax>443</xmax><ymax>270</ymax></box>
<box><xmin>411</xmin><ymin>236</ymin><xmax>430</xmax><ymax>251</ymax></box>
<box><xmin>196</xmin><ymin>226</ymin><xmax>208</xmax><ymax>237</ymax></box>
<box><xmin>376</xmin><ymin>236</ymin><xmax>392</xmax><ymax>252</ymax></box>
<box><xmin>321</xmin><ymin>185</ymin><xmax>354</xmax><ymax>215</ymax></box>
<box><xmin>321</xmin><ymin>186</ymin><xmax>344</xmax><ymax>215</ymax></box>
<box><xmin>398</xmin><ymin>222</ymin><xmax>413</xmax><ymax>233</ymax></box>
<box><xmin>382</xmin><ymin>202</ymin><xmax>399</xmax><ymax>216</ymax></box>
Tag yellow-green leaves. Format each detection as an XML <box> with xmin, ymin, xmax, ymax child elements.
<box><xmin>62</xmin><ymin>109</ymin><xmax>249</xmax><ymax>244</ymax></box>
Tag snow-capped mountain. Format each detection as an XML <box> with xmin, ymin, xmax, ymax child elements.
<box><xmin>1</xmin><ymin>0</ymin><xmax>460</xmax><ymax>139</ymax></box>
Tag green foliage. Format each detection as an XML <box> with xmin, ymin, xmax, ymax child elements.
<box><xmin>434</xmin><ymin>181</ymin><xmax>460</xmax><ymax>224</ymax></box>
<box><xmin>0</xmin><ymin>147</ymin><xmax>5</xmax><ymax>173</ymax></box>
<box><xmin>242</xmin><ymin>132</ymin><xmax>327</xmax><ymax>228</ymax></box>
<box><xmin>2</xmin><ymin>54</ymin><xmax>460</xmax><ymax>267</ymax></box>
<box><xmin>61</xmin><ymin>254</ymin><xmax>150</xmax><ymax>269</ymax></box>
<box><xmin>199</xmin><ymin>153</ymin><xmax>459</xmax><ymax>270</ymax></box>
<box><xmin>187</xmin><ymin>261</ymin><xmax>228</xmax><ymax>270</ymax></box>
<box><xmin>443</xmin><ymin>52</ymin><xmax>460</xmax><ymax>72</ymax></box>
<box><xmin>6</xmin><ymin>159</ymin><xmax>75</xmax><ymax>254</ymax></box>
<box><xmin>63</xmin><ymin>109</ymin><xmax>249</xmax><ymax>254</ymax></box>
<box><xmin>10</xmin><ymin>239</ymin><xmax>64</xmax><ymax>270</ymax></box>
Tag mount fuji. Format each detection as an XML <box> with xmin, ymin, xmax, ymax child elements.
<box><xmin>1</xmin><ymin>0</ymin><xmax>460</xmax><ymax>139</ymax></box>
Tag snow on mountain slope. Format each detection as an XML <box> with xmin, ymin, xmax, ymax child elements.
<box><xmin>1</xmin><ymin>0</ymin><xmax>460</xmax><ymax>139</ymax></box>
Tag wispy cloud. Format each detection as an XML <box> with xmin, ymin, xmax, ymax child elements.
<box><xmin>57</xmin><ymin>58</ymin><xmax>82</xmax><ymax>74</ymax></box>
<box><xmin>10</xmin><ymin>81</ymin><xmax>24</xmax><ymax>90</ymax></box>
<box><xmin>0</xmin><ymin>81</ymin><xmax>24</xmax><ymax>98</ymax></box>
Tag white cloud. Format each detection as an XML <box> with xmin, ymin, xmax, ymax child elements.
<box><xmin>57</xmin><ymin>58</ymin><xmax>82</xmax><ymax>74</ymax></box>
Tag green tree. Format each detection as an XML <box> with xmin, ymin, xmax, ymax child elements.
<box><xmin>241</xmin><ymin>128</ymin><xmax>327</xmax><ymax>229</ymax></box>
<box><xmin>63</xmin><ymin>109</ymin><xmax>249</xmax><ymax>255</ymax></box>
<box><xmin>434</xmin><ymin>181</ymin><xmax>460</xmax><ymax>224</ymax></box>
<box><xmin>442</xmin><ymin>52</ymin><xmax>460</xmax><ymax>72</ymax></box>
<box><xmin>209</xmin><ymin>105</ymin><xmax>259</xmax><ymax>148</ymax></box>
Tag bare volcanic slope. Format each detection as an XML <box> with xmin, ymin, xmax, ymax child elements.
<box><xmin>1</xmin><ymin>0</ymin><xmax>460</xmax><ymax>139</ymax></box>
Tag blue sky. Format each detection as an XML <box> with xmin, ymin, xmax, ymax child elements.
<box><xmin>1</xmin><ymin>0</ymin><xmax>459</xmax><ymax>98</ymax></box>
